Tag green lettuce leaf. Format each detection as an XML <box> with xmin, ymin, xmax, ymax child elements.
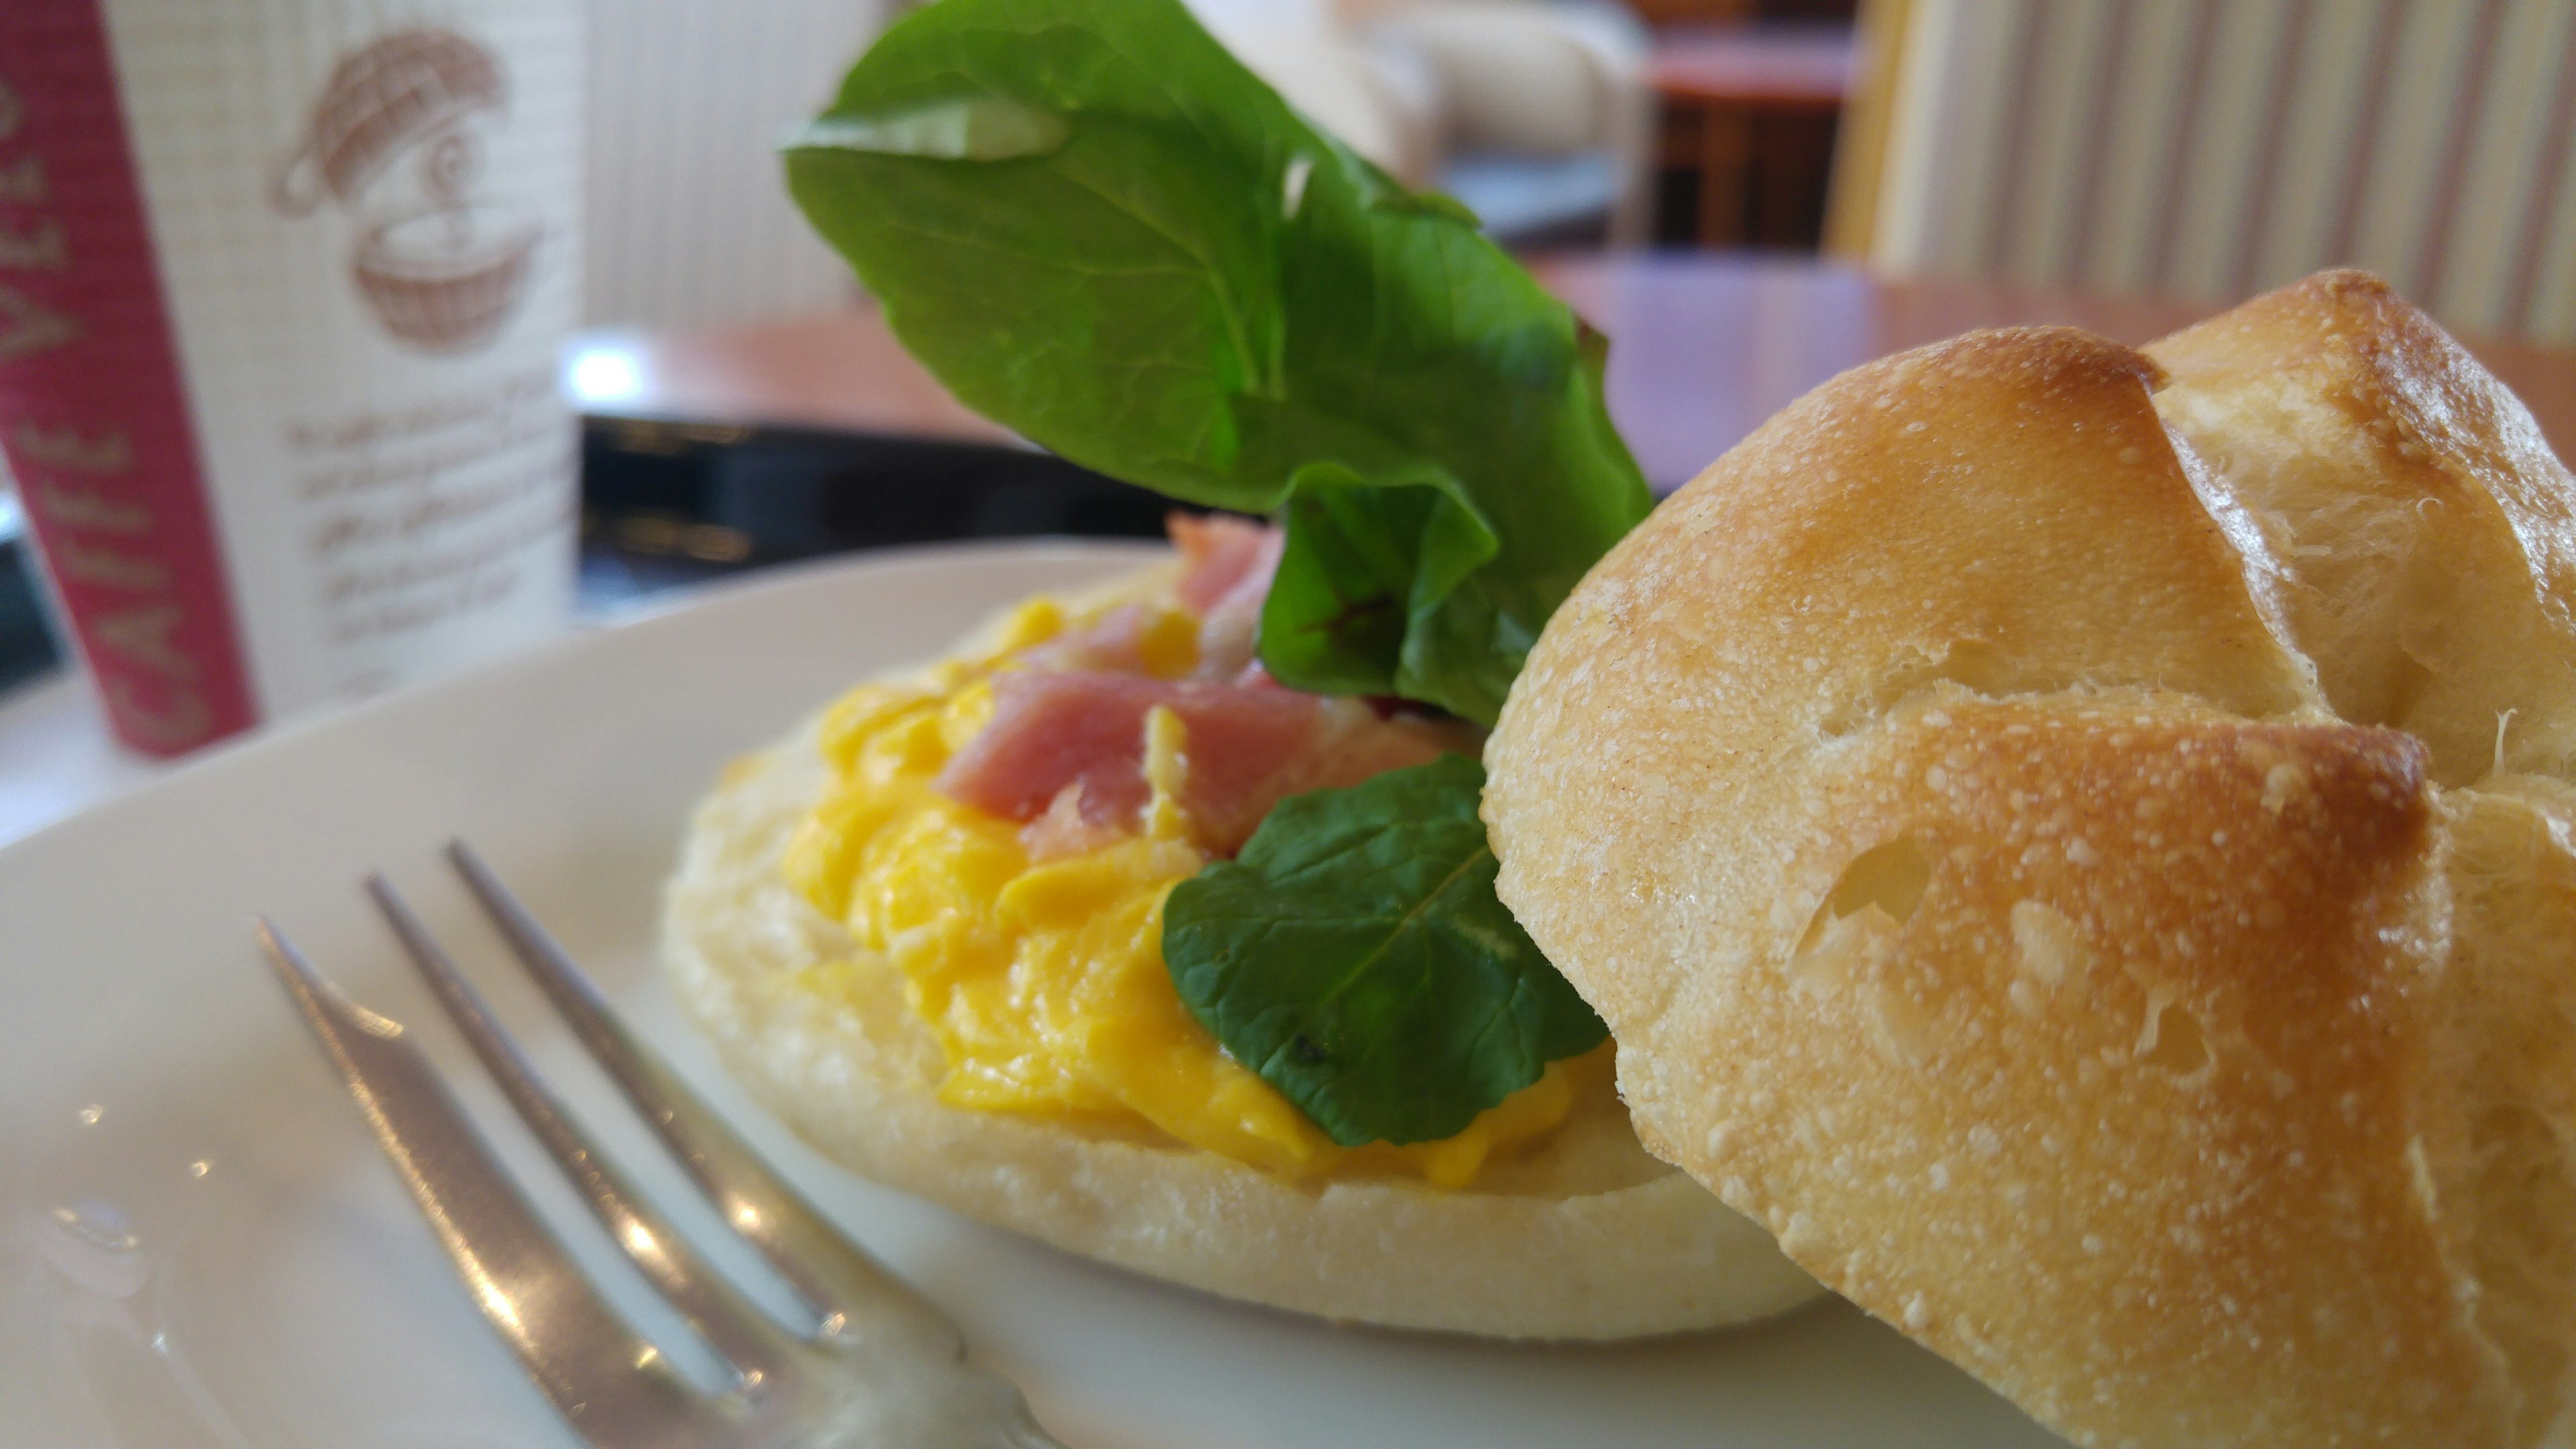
<box><xmin>782</xmin><ymin>0</ymin><xmax>1650</xmax><ymax>724</ymax></box>
<box><xmin>1163</xmin><ymin>755</ymin><xmax>1607</xmax><ymax>1146</ymax></box>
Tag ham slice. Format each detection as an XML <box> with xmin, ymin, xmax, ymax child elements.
<box><xmin>1170</xmin><ymin>511</ymin><xmax>1283</xmax><ymax>680</ymax></box>
<box><xmin>937</xmin><ymin>513</ymin><xmax>1468</xmax><ymax>856</ymax></box>
<box><xmin>937</xmin><ymin>669</ymin><xmax>1315</xmax><ymax>835</ymax></box>
<box><xmin>1171</xmin><ymin>511</ymin><xmax>1277</xmax><ymax>612</ymax></box>
<box><xmin>935</xmin><ymin>669</ymin><xmax>1463</xmax><ymax>857</ymax></box>
<box><xmin>1018</xmin><ymin>602</ymin><xmax>1167</xmax><ymax>676</ymax></box>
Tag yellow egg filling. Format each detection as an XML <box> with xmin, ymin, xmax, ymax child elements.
<box><xmin>780</xmin><ymin>594</ymin><xmax>1591</xmax><ymax>1187</ymax></box>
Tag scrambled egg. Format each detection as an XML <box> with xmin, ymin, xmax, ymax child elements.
<box><xmin>780</xmin><ymin>594</ymin><xmax>1590</xmax><ymax>1187</ymax></box>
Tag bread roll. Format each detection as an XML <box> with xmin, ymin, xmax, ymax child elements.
<box><xmin>1484</xmin><ymin>272</ymin><xmax>2576</xmax><ymax>1443</ymax></box>
<box><xmin>661</xmin><ymin>561</ymin><xmax>1822</xmax><ymax>1339</ymax></box>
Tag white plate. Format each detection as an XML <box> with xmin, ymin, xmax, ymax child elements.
<box><xmin>0</xmin><ymin>541</ymin><xmax>2060</xmax><ymax>1449</ymax></box>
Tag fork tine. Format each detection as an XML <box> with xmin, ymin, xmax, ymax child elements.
<box><xmin>364</xmin><ymin>874</ymin><xmax>790</xmax><ymax>1384</ymax></box>
<box><xmin>256</xmin><ymin>918</ymin><xmax>716</xmax><ymax>1447</ymax></box>
<box><xmin>443</xmin><ymin>840</ymin><xmax>959</xmax><ymax>1355</ymax></box>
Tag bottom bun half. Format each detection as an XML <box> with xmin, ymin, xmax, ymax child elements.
<box><xmin>661</xmin><ymin>693</ymin><xmax>1821</xmax><ymax>1341</ymax></box>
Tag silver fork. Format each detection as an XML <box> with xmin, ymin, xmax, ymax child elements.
<box><xmin>255</xmin><ymin>839</ymin><xmax>1065</xmax><ymax>1449</ymax></box>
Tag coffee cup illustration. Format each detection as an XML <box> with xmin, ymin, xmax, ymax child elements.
<box><xmin>272</xmin><ymin>28</ymin><xmax>541</xmax><ymax>353</ymax></box>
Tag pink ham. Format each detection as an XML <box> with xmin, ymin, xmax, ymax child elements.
<box><xmin>1169</xmin><ymin>511</ymin><xmax>1283</xmax><ymax>680</ymax></box>
<box><xmin>1017</xmin><ymin>602</ymin><xmax>1162</xmax><ymax>676</ymax></box>
<box><xmin>1242</xmin><ymin>697</ymin><xmax>1464</xmax><ymax>838</ymax></box>
<box><xmin>936</xmin><ymin>511</ymin><xmax>1470</xmax><ymax>857</ymax></box>
<box><xmin>935</xmin><ymin>669</ymin><xmax>1466</xmax><ymax>857</ymax></box>
<box><xmin>1181</xmin><ymin>689</ymin><xmax>1464</xmax><ymax>852</ymax></box>
<box><xmin>1171</xmin><ymin>511</ymin><xmax>1277</xmax><ymax>612</ymax></box>
<box><xmin>937</xmin><ymin>669</ymin><xmax>1315</xmax><ymax>834</ymax></box>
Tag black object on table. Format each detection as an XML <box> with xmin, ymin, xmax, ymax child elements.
<box><xmin>0</xmin><ymin>530</ymin><xmax>61</xmax><ymax>694</ymax></box>
<box><xmin>577</xmin><ymin>417</ymin><xmax>1170</xmax><ymax>608</ymax></box>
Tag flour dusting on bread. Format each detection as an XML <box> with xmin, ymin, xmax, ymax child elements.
<box><xmin>1487</xmin><ymin>272</ymin><xmax>2576</xmax><ymax>1446</ymax></box>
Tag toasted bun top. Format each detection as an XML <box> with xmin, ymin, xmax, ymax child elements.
<box><xmin>1485</xmin><ymin>271</ymin><xmax>2576</xmax><ymax>1448</ymax></box>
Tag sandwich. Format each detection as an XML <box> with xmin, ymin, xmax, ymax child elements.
<box><xmin>661</xmin><ymin>0</ymin><xmax>1819</xmax><ymax>1338</ymax></box>
<box><xmin>667</xmin><ymin>0</ymin><xmax>2576</xmax><ymax>1431</ymax></box>
<box><xmin>1484</xmin><ymin>271</ymin><xmax>2576</xmax><ymax>1446</ymax></box>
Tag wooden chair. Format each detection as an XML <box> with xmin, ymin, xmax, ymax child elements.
<box><xmin>1827</xmin><ymin>0</ymin><xmax>2576</xmax><ymax>346</ymax></box>
<box><xmin>1653</xmin><ymin>25</ymin><xmax>1858</xmax><ymax>247</ymax></box>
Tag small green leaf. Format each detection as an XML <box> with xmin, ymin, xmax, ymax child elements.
<box><xmin>1163</xmin><ymin>755</ymin><xmax>1608</xmax><ymax>1146</ymax></box>
<box><xmin>1256</xmin><ymin>465</ymin><xmax>1500</xmax><ymax>712</ymax></box>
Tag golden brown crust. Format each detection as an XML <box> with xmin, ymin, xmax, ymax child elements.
<box><xmin>2148</xmin><ymin>269</ymin><xmax>2576</xmax><ymax>787</ymax></box>
<box><xmin>1487</xmin><ymin>275</ymin><xmax>2576</xmax><ymax>1446</ymax></box>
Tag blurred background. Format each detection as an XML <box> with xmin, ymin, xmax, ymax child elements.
<box><xmin>5</xmin><ymin>0</ymin><xmax>2575</xmax><ymax>722</ymax></box>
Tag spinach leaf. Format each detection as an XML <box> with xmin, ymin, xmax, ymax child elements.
<box><xmin>783</xmin><ymin>0</ymin><xmax>1651</xmax><ymax>724</ymax></box>
<box><xmin>1163</xmin><ymin>755</ymin><xmax>1607</xmax><ymax>1146</ymax></box>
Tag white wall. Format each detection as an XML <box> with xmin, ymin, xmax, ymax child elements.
<box><xmin>585</xmin><ymin>0</ymin><xmax>885</xmax><ymax>329</ymax></box>
<box><xmin>1871</xmin><ymin>0</ymin><xmax>2576</xmax><ymax>346</ymax></box>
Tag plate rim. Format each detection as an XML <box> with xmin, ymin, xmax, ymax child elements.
<box><xmin>0</xmin><ymin>535</ymin><xmax>1168</xmax><ymax>873</ymax></box>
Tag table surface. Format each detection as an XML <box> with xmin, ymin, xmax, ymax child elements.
<box><xmin>19</xmin><ymin>254</ymin><xmax>2576</xmax><ymax>845</ymax></box>
<box><xmin>580</xmin><ymin>253</ymin><xmax>2576</xmax><ymax>496</ymax></box>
